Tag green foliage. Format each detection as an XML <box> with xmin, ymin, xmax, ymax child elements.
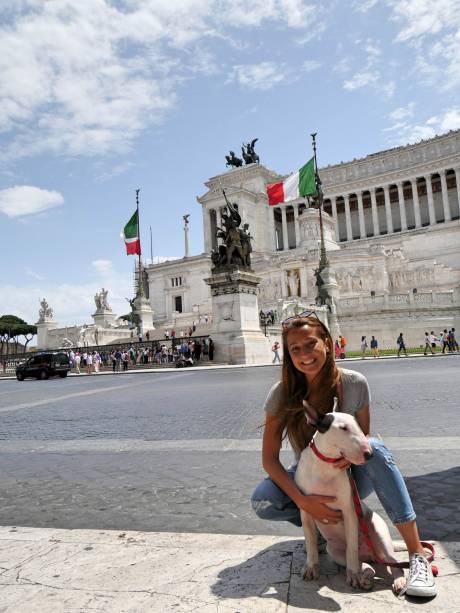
<box><xmin>0</xmin><ymin>315</ymin><xmax>37</xmax><ymax>354</ymax></box>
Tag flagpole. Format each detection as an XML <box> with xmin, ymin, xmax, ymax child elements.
<box><xmin>135</xmin><ymin>188</ymin><xmax>144</xmax><ymax>297</ymax></box>
<box><xmin>149</xmin><ymin>225</ymin><xmax>153</xmax><ymax>264</ymax></box>
<box><xmin>311</xmin><ymin>133</ymin><xmax>328</xmax><ymax>269</ymax></box>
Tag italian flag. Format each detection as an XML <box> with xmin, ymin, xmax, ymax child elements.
<box><xmin>123</xmin><ymin>210</ymin><xmax>141</xmax><ymax>255</ymax></box>
<box><xmin>266</xmin><ymin>157</ymin><xmax>316</xmax><ymax>205</ymax></box>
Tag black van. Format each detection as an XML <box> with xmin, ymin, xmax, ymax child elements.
<box><xmin>16</xmin><ymin>352</ymin><xmax>71</xmax><ymax>381</ymax></box>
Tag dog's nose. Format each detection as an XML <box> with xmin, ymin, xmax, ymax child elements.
<box><xmin>363</xmin><ymin>450</ymin><xmax>373</xmax><ymax>462</ymax></box>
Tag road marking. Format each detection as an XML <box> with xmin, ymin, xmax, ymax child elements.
<box><xmin>0</xmin><ymin>373</ymin><xmax>192</xmax><ymax>413</ymax></box>
<box><xmin>1</xmin><ymin>437</ymin><xmax>460</xmax><ymax>453</ymax></box>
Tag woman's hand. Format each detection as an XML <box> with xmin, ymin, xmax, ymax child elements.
<box><xmin>296</xmin><ymin>494</ymin><xmax>343</xmax><ymax>524</ymax></box>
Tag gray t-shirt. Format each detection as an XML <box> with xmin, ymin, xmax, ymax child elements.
<box><xmin>263</xmin><ymin>368</ymin><xmax>371</xmax><ymax>416</ymax></box>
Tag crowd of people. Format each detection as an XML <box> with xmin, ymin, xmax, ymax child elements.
<box><xmin>66</xmin><ymin>338</ymin><xmax>214</xmax><ymax>374</ymax></box>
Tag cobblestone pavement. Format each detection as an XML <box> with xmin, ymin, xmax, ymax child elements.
<box><xmin>0</xmin><ymin>357</ymin><xmax>459</xmax><ymax>540</ymax></box>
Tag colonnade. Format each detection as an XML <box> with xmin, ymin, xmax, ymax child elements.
<box><xmin>268</xmin><ymin>167</ymin><xmax>460</xmax><ymax>249</ymax></box>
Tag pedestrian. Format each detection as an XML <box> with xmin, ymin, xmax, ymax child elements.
<box><xmin>360</xmin><ymin>335</ymin><xmax>368</xmax><ymax>359</ymax></box>
<box><xmin>250</xmin><ymin>312</ymin><xmax>437</xmax><ymax>598</ymax></box>
<box><xmin>93</xmin><ymin>351</ymin><xmax>101</xmax><ymax>373</ymax></box>
<box><xmin>449</xmin><ymin>328</ymin><xmax>458</xmax><ymax>352</ymax></box>
<box><xmin>370</xmin><ymin>336</ymin><xmax>379</xmax><ymax>358</ymax></box>
<box><xmin>334</xmin><ymin>339</ymin><xmax>341</xmax><ymax>360</ymax></box>
<box><xmin>397</xmin><ymin>332</ymin><xmax>407</xmax><ymax>357</ymax></box>
<box><xmin>202</xmin><ymin>339</ymin><xmax>209</xmax><ymax>360</ymax></box>
<box><xmin>86</xmin><ymin>352</ymin><xmax>93</xmax><ymax>375</ymax></box>
<box><xmin>208</xmin><ymin>338</ymin><xmax>214</xmax><ymax>361</ymax></box>
<box><xmin>122</xmin><ymin>351</ymin><xmax>129</xmax><ymax>371</ymax></box>
<box><xmin>74</xmin><ymin>352</ymin><xmax>81</xmax><ymax>374</ymax></box>
<box><xmin>115</xmin><ymin>348</ymin><xmax>122</xmax><ymax>371</ymax></box>
<box><xmin>194</xmin><ymin>339</ymin><xmax>202</xmax><ymax>361</ymax></box>
<box><xmin>423</xmin><ymin>332</ymin><xmax>434</xmax><ymax>356</ymax></box>
<box><xmin>111</xmin><ymin>351</ymin><xmax>117</xmax><ymax>372</ymax></box>
<box><xmin>428</xmin><ymin>331</ymin><xmax>437</xmax><ymax>354</ymax></box>
<box><xmin>440</xmin><ymin>329</ymin><xmax>449</xmax><ymax>354</ymax></box>
<box><xmin>272</xmin><ymin>340</ymin><xmax>281</xmax><ymax>364</ymax></box>
<box><xmin>339</xmin><ymin>334</ymin><xmax>347</xmax><ymax>359</ymax></box>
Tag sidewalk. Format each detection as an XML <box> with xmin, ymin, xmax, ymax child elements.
<box><xmin>0</xmin><ymin>526</ymin><xmax>458</xmax><ymax>612</ymax></box>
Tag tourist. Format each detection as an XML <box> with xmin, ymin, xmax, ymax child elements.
<box><xmin>338</xmin><ymin>335</ymin><xmax>347</xmax><ymax>359</ymax></box>
<box><xmin>440</xmin><ymin>329</ymin><xmax>449</xmax><ymax>354</ymax></box>
<box><xmin>82</xmin><ymin>351</ymin><xmax>88</xmax><ymax>368</ymax></box>
<box><xmin>423</xmin><ymin>332</ymin><xmax>434</xmax><ymax>356</ymax></box>
<box><xmin>208</xmin><ymin>338</ymin><xmax>214</xmax><ymax>361</ymax></box>
<box><xmin>334</xmin><ymin>339</ymin><xmax>341</xmax><ymax>360</ymax></box>
<box><xmin>93</xmin><ymin>351</ymin><xmax>101</xmax><ymax>373</ymax></box>
<box><xmin>122</xmin><ymin>350</ymin><xmax>129</xmax><ymax>371</ymax></box>
<box><xmin>111</xmin><ymin>351</ymin><xmax>117</xmax><ymax>372</ymax></box>
<box><xmin>397</xmin><ymin>332</ymin><xmax>407</xmax><ymax>357</ymax></box>
<box><xmin>448</xmin><ymin>328</ymin><xmax>458</xmax><ymax>353</ymax></box>
<box><xmin>202</xmin><ymin>339</ymin><xmax>209</xmax><ymax>360</ymax></box>
<box><xmin>86</xmin><ymin>351</ymin><xmax>93</xmax><ymax>374</ymax></box>
<box><xmin>360</xmin><ymin>335</ymin><xmax>368</xmax><ymax>359</ymax></box>
<box><xmin>272</xmin><ymin>340</ymin><xmax>281</xmax><ymax>364</ymax></box>
<box><xmin>370</xmin><ymin>336</ymin><xmax>379</xmax><ymax>358</ymax></box>
<box><xmin>74</xmin><ymin>352</ymin><xmax>81</xmax><ymax>374</ymax></box>
<box><xmin>114</xmin><ymin>348</ymin><xmax>122</xmax><ymax>371</ymax></box>
<box><xmin>250</xmin><ymin>313</ymin><xmax>437</xmax><ymax>598</ymax></box>
<box><xmin>428</xmin><ymin>331</ymin><xmax>437</xmax><ymax>354</ymax></box>
<box><xmin>194</xmin><ymin>339</ymin><xmax>202</xmax><ymax>361</ymax></box>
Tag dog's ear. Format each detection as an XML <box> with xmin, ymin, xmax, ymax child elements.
<box><xmin>316</xmin><ymin>414</ymin><xmax>334</xmax><ymax>434</ymax></box>
<box><xmin>332</xmin><ymin>397</ymin><xmax>339</xmax><ymax>413</ymax></box>
<box><xmin>303</xmin><ymin>399</ymin><xmax>320</xmax><ymax>426</ymax></box>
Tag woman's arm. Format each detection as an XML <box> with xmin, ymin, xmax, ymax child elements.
<box><xmin>263</xmin><ymin>413</ymin><xmax>341</xmax><ymax>523</ymax></box>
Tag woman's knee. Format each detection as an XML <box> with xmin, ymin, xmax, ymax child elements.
<box><xmin>251</xmin><ymin>478</ymin><xmax>290</xmax><ymax>518</ymax></box>
<box><xmin>368</xmin><ymin>437</ymin><xmax>395</xmax><ymax>465</ymax></box>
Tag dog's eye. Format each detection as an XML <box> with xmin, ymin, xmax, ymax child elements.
<box><xmin>340</xmin><ymin>425</ymin><xmax>348</xmax><ymax>431</ymax></box>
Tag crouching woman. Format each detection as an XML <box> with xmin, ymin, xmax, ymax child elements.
<box><xmin>251</xmin><ymin>313</ymin><xmax>436</xmax><ymax>598</ymax></box>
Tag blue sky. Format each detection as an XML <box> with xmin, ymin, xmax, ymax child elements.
<box><xmin>1</xmin><ymin>0</ymin><xmax>460</xmax><ymax>326</ymax></box>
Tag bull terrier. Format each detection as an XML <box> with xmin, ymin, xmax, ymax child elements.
<box><xmin>294</xmin><ymin>402</ymin><xmax>406</xmax><ymax>592</ymax></box>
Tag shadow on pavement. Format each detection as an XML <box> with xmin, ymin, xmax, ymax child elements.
<box><xmin>405</xmin><ymin>466</ymin><xmax>460</xmax><ymax>542</ymax></box>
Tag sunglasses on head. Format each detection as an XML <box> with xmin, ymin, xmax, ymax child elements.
<box><xmin>281</xmin><ymin>310</ymin><xmax>320</xmax><ymax>327</ymax></box>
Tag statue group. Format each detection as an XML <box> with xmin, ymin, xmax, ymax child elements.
<box><xmin>94</xmin><ymin>288</ymin><xmax>112</xmax><ymax>312</ymax></box>
<box><xmin>211</xmin><ymin>190</ymin><xmax>253</xmax><ymax>271</ymax></box>
<box><xmin>38</xmin><ymin>298</ymin><xmax>54</xmax><ymax>322</ymax></box>
<box><xmin>225</xmin><ymin>138</ymin><xmax>259</xmax><ymax>168</ymax></box>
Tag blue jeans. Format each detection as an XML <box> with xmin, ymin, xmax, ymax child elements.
<box><xmin>251</xmin><ymin>437</ymin><xmax>416</xmax><ymax>527</ymax></box>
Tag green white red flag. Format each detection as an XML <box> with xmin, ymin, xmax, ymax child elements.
<box><xmin>123</xmin><ymin>209</ymin><xmax>141</xmax><ymax>255</ymax></box>
<box><xmin>266</xmin><ymin>157</ymin><xmax>316</xmax><ymax>205</ymax></box>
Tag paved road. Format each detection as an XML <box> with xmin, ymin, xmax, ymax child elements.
<box><xmin>0</xmin><ymin>357</ymin><xmax>458</xmax><ymax>541</ymax></box>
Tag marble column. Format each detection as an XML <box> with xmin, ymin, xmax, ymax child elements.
<box><xmin>455</xmin><ymin>168</ymin><xmax>460</xmax><ymax>216</ymax></box>
<box><xmin>300</xmin><ymin>267</ymin><xmax>308</xmax><ymax>298</ymax></box>
<box><xmin>293</xmin><ymin>204</ymin><xmax>300</xmax><ymax>247</ymax></box>
<box><xmin>203</xmin><ymin>208</ymin><xmax>212</xmax><ymax>252</ymax></box>
<box><xmin>425</xmin><ymin>174</ymin><xmax>436</xmax><ymax>225</ymax></box>
<box><xmin>383</xmin><ymin>185</ymin><xmax>393</xmax><ymax>233</ymax></box>
<box><xmin>268</xmin><ymin>205</ymin><xmax>277</xmax><ymax>250</ymax></box>
<box><xmin>396</xmin><ymin>181</ymin><xmax>407</xmax><ymax>231</ymax></box>
<box><xmin>411</xmin><ymin>179</ymin><xmax>422</xmax><ymax>228</ymax></box>
<box><xmin>281</xmin><ymin>206</ymin><xmax>289</xmax><ymax>250</ymax></box>
<box><xmin>215</xmin><ymin>207</ymin><xmax>222</xmax><ymax>244</ymax></box>
<box><xmin>344</xmin><ymin>194</ymin><xmax>352</xmax><ymax>241</ymax></box>
<box><xmin>370</xmin><ymin>188</ymin><xmax>380</xmax><ymax>236</ymax></box>
<box><xmin>439</xmin><ymin>170</ymin><xmax>451</xmax><ymax>222</ymax></box>
<box><xmin>330</xmin><ymin>196</ymin><xmax>339</xmax><ymax>240</ymax></box>
<box><xmin>356</xmin><ymin>191</ymin><xmax>366</xmax><ymax>238</ymax></box>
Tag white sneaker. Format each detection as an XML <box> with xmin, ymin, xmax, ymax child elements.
<box><xmin>403</xmin><ymin>553</ymin><xmax>437</xmax><ymax>598</ymax></box>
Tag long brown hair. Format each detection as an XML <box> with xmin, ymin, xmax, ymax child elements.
<box><xmin>272</xmin><ymin>316</ymin><xmax>339</xmax><ymax>456</ymax></box>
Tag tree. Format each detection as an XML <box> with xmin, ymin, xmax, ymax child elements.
<box><xmin>0</xmin><ymin>315</ymin><xmax>37</xmax><ymax>355</ymax></box>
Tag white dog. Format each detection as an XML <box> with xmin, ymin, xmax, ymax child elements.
<box><xmin>294</xmin><ymin>403</ymin><xmax>406</xmax><ymax>592</ymax></box>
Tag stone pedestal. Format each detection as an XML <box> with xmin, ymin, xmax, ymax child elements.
<box><xmin>36</xmin><ymin>320</ymin><xmax>58</xmax><ymax>350</ymax></box>
<box><xmin>92</xmin><ymin>311</ymin><xmax>117</xmax><ymax>328</ymax></box>
<box><xmin>204</xmin><ymin>269</ymin><xmax>271</xmax><ymax>365</ymax></box>
<box><xmin>133</xmin><ymin>294</ymin><xmax>155</xmax><ymax>335</ymax></box>
<box><xmin>298</xmin><ymin>208</ymin><xmax>340</xmax><ymax>252</ymax></box>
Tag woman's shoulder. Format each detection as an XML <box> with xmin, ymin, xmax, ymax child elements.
<box><xmin>339</xmin><ymin>367</ymin><xmax>368</xmax><ymax>382</ymax></box>
<box><xmin>263</xmin><ymin>381</ymin><xmax>283</xmax><ymax>414</ymax></box>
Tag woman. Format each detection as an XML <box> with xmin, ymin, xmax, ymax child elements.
<box><xmin>360</xmin><ymin>335</ymin><xmax>368</xmax><ymax>359</ymax></box>
<box><xmin>251</xmin><ymin>313</ymin><xmax>436</xmax><ymax>598</ymax></box>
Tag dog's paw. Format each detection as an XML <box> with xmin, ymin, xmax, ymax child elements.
<box><xmin>392</xmin><ymin>576</ymin><xmax>406</xmax><ymax>594</ymax></box>
<box><xmin>346</xmin><ymin>567</ymin><xmax>374</xmax><ymax>590</ymax></box>
<box><xmin>358</xmin><ymin>565</ymin><xmax>375</xmax><ymax>591</ymax></box>
<box><xmin>302</xmin><ymin>563</ymin><xmax>320</xmax><ymax>581</ymax></box>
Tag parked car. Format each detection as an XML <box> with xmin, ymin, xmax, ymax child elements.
<box><xmin>16</xmin><ymin>352</ymin><xmax>71</xmax><ymax>381</ymax></box>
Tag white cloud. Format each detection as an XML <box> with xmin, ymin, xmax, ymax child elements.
<box><xmin>384</xmin><ymin>107</ymin><xmax>460</xmax><ymax>145</ymax></box>
<box><xmin>388</xmin><ymin>102</ymin><xmax>415</xmax><ymax>122</ymax></box>
<box><xmin>228</xmin><ymin>62</ymin><xmax>288</xmax><ymax>90</ymax></box>
<box><xmin>352</xmin><ymin>0</ymin><xmax>379</xmax><ymax>12</ymax></box>
<box><xmin>343</xmin><ymin>70</ymin><xmax>380</xmax><ymax>90</ymax></box>
<box><xmin>0</xmin><ymin>0</ymin><xmax>323</xmax><ymax>161</ymax></box>
<box><xmin>0</xmin><ymin>186</ymin><xmax>64</xmax><ymax>218</ymax></box>
<box><xmin>302</xmin><ymin>60</ymin><xmax>322</xmax><ymax>72</ymax></box>
<box><xmin>92</xmin><ymin>259</ymin><xmax>113</xmax><ymax>275</ymax></box>
<box><xmin>24</xmin><ymin>267</ymin><xmax>45</xmax><ymax>282</ymax></box>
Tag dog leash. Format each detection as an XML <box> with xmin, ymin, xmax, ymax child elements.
<box><xmin>348</xmin><ymin>475</ymin><xmax>438</xmax><ymax>576</ymax></box>
<box><xmin>309</xmin><ymin>440</ymin><xmax>438</xmax><ymax>576</ymax></box>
